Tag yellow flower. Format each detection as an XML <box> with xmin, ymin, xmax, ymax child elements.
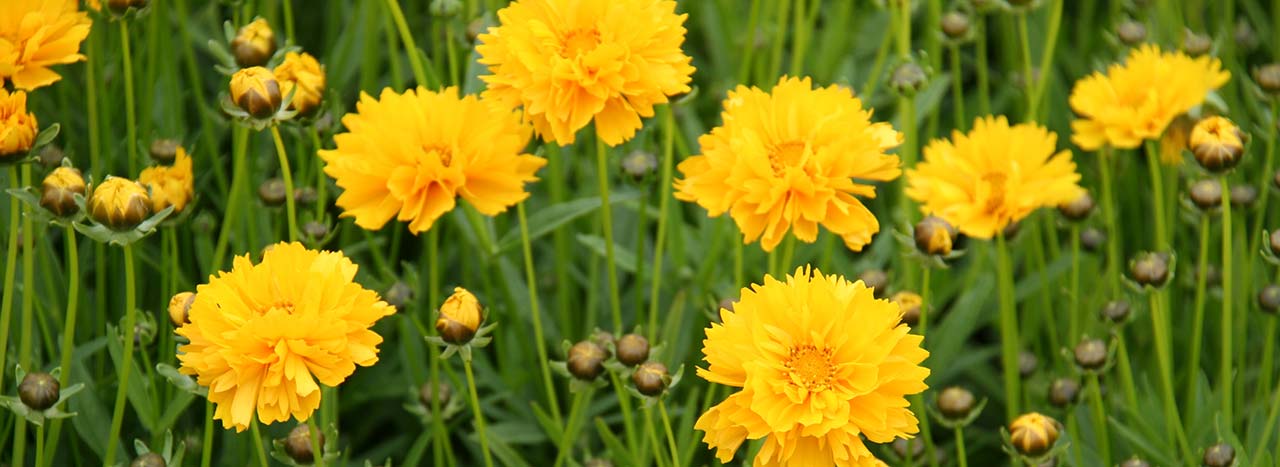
<box><xmin>1158</xmin><ymin>116</ymin><xmax>1193</xmax><ymax>166</ymax></box>
<box><xmin>88</xmin><ymin>176</ymin><xmax>151</xmax><ymax>231</ymax></box>
<box><xmin>476</xmin><ymin>0</ymin><xmax>695</xmax><ymax>146</ymax></box>
<box><xmin>319</xmin><ymin>87</ymin><xmax>545</xmax><ymax>234</ymax></box>
<box><xmin>675</xmin><ymin>76</ymin><xmax>902</xmax><ymax>252</ymax></box>
<box><xmin>230</xmin><ymin>66</ymin><xmax>283</xmax><ymax>119</ymax></box>
<box><xmin>1069</xmin><ymin>44</ymin><xmax>1229</xmax><ymax>151</ymax></box>
<box><xmin>177</xmin><ymin>242</ymin><xmax>394</xmax><ymax>432</ymax></box>
<box><xmin>0</xmin><ymin>0</ymin><xmax>91</xmax><ymax>91</ymax></box>
<box><xmin>695</xmin><ymin>267</ymin><xmax>930</xmax><ymax>467</ymax></box>
<box><xmin>436</xmin><ymin>287</ymin><xmax>482</xmax><ymax>344</ymax></box>
<box><xmin>40</xmin><ymin>166</ymin><xmax>85</xmax><ymax>217</ymax></box>
<box><xmin>1189</xmin><ymin>115</ymin><xmax>1246</xmax><ymax>172</ymax></box>
<box><xmin>1009</xmin><ymin>412</ymin><xmax>1061</xmax><ymax>457</ymax></box>
<box><xmin>906</xmin><ymin>116</ymin><xmax>1083</xmax><ymax>239</ymax></box>
<box><xmin>168</xmin><ymin>291</ymin><xmax>194</xmax><ymax>327</ymax></box>
<box><xmin>137</xmin><ymin>146</ymin><xmax>194</xmax><ymax>213</ymax></box>
<box><xmin>230</xmin><ymin>18</ymin><xmax>276</xmax><ymax>68</ymax></box>
<box><xmin>274</xmin><ymin>51</ymin><xmax>326</xmax><ymax>116</ymax></box>
<box><xmin>0</xmin><ymin>89</ymin><xmax>39</xmax><ymax>160</ymax></box>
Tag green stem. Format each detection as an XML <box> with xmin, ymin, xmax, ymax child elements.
<box><xmin>1114</xmin><ymin>335</ymin><xmax>1140</xmax><ymax>416</ymax></box>
<box><xmin>463</xmin><ymin>358</ymin><xmax>494</xmax><ymax>467</ymax></box>
<box><xmin>766</xmin><ymin>0</ymin><xmax>791</xmax><ymax>82</ymax></box>
<box><xmin>995</xmin><ymin>232</ymin><xmax>1022</xmax><ymax>419</ymax></box>
<box><xmin>311</xmin><ymin>127</ymin><xmax>327</xmax><ymax>220</ymax></box>
<box><xmin>648</xmin><ymin>107</ymin><xmax>676</xmax><ymax>341</ymax></box>
<box><xmin>42</xmin><ymin>227</ymin><xmax>80</xmax><ymax>466</ymax></box>
<box><xmin>104</xmin><ymin>245</ymin><xmax>139</xmax><ymax>467</ymax></box>
<box><xmin>1252</xmin><ymin>380</ymin><xmax>1280</xmax><ymax>462</ymax></box>
<box><xmin>281</xmin><ymin>0</ymin><xmax>295</xmax><ymax>43</ymax></box>
<box><xmin>1187</xmin><ymin>217</ymin><xmax>1211</xmax><ymax>407</ymax></box>
<box><xmin>271</xmin><ymin>125</ymin><xmax>301</xmax><ymax>242</ymax></box>
<box><xmin>212</xmin><ymin>127</ymin><xmax>251</xmax><ymax>272</ymax></box>
<box><xmin>788</xmin><ymin>0</ymin><xmax>808</xmax><ymax>76</ymax></box>
<box><xmin>918</xmin><ymin>269</ymin><xmax>937</xmax><ymax>467</ymax></box>
<box><xmin>553</xmin><ymin>390</ymin><xmax>591</xmax><ymax>467</ymax></box>
<box><xmin>1029</xmin><ymin>0</ymin><xmax>1064</xmax><ymax>117</ymax></box>
<box><xmin>1068</xmin><ymin>225</ymin><xmax>1081</xmax><ymax>342</ymax></box>
<box><xmin>1148</xmin><ymin>292</ymin><xmax>1193</xmax><ymax>461</ymax></box>
<box><xmin>609</xmin><ymin>372</ymin><xmax>639</xmax><ymax>460</ymax></box>
<box><xmin>445</xmin><ymin>24</ymin><xmax>459</xmax><ymax>85</ymax></box>
<box><xmin>120</xmin><ymin>20</ymin><xmax>139</xmax><ymax>175</ymax></box>
<box><xmin>643</xmin><ymin>409</ymin><xmax>666</xmax><ymax>467</ymax></box>
<box><xmin>975</xmin><ymin>15</ymin><xmax>991</xmax><ymax>115</ymax></box>
<box><xmin>517</xmin><ymin>202</ymin><xmax>563</xmax><ymax>428</ymax></box>
<box><xmin>0</xmin><ymin>167</ymin><xmax>19</xmax><ymax>393</ymax></box>
<box><xmin>595</xmin><ymin>136</ymin><xmax>623</xmax><ymax>333</ymax></box>
<box><xmin>384</xmin><ymin>0</ymin><xmax>430</xmax><ymax>87</ymax></box>
<box><xmin>201</xmin><ymin>399</ymin><xmax>214</xmax><ymax>467</ymax></box>
<box><xmin>658</xmin><ymin>400</ymin><xmax>679</xmax><ymax>467</ymax></box>
<box><xmin>861</xmin><ymin>28</ymin><xmax>893</xmax><ymax>99</ymax></box>
<box><xmin>737</xmin><ymin>0</ymin><xmax>763</xmax><ymax>84</ymax></box>
<box><xmin>1067</xmin><ymin>414</ymin><xmax>1084</xmax><ymax>467</ymax></box>
<box><xmin>1220</xmin><ymin>175</ymin><xmax>1234</xmax><ymax>427</ymax></box>
<box><xmin>1146</xmin><ymin>143</ymin><xmax>1169</xmax><ymax>250</ymax></box>
<box><xmin>949</xmin><ymin>44</ymin><xmax>967</xmax><ymax>131</ymax></box>
<box><xmin>309</xmin><ymin>417</ymin><xmax>326</xmax><ymax>467</ymax></box>
<box><xmin>1087</xmin><ymin>374</ymin><xmax>1111</xmax><ymax>464</ymax></box>
<box><xmin>1097</xmin><ymin>149</ymin><xmax>1121</xmax><ymax>295</ymax></box>
<box><xmin>249</xmin><ymin>419</ymin><xmax>269</xmax><ymax>467</ymax></box>
<box><xmin>1016</xmin><ymin>12</ymin><xmax>1036</xmax><ymax>120</ymax></box>
<box><xmin>953</xmin><ymin>427</ymin><xmax>968</xmax><ymax>467</ymax></box>
<box><xmin>35</xmin><ymin>423</ymin><xmax>44</xmax><ymax>467</ymax></box>
<box><xmin>1257</xmin><ymin>318</ymin><xmax>1277</xmax><ymax>414</ymax></box>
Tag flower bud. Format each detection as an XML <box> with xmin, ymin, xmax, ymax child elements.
<box><xmin>274</xmin><ymin>52</ymin><xmax>326</xmax><ymax>117</ymax></box>
<box><xmin>168</xmin><ymin>291</ymin><xmax>195</xmax><ymax>327</ymax></box>
<box><xmin>149</xmin><ymin>139</ymin><xmax>180</xmax><ymax>164</ymax></box>
<box><xmin>567</xmin><ymin>340</ymin><xmax>608</xmax><ymax>381</ymax></box>
<box><xmin>1009</xmin><ymin>413</ymin><xmax>1060</xmax><ymax>457</ymax></box>
<box><xmin>18</xmin><ymin>372</ymin><xmax>59</xmax><ymax>411</ymax></box>
<box><xmin>914</xmin><ymin>215</ymin><xmax>956</xmax><ymax>256</ymax></box>
<box><xmin>1048</xmin><ymin>378</ymin><xmax>1080</xmax><ymax>408</ymax></box>
<box><xmin>230</xmin><ymin>67</ymin><xmax>282</xmax><ymax>119</ymax></box>
<box><xmin>130</xmin><ymin>453</ymin><xmax>166</xmax><ymax>467</ymax></box>
<box><xmin>89</xmin><ymin>177</ymin><xmax>152</xmax><ymax>231</ymax></box>
<box><xmin>39</xmin><ymin>145</ymin><xmax>64</xmax><ymax>168</ymax></box>
<box><xmin>436</xmin><ymin>287</ymin><xmax>482</xmax><ymax>344</ymax></box>
<box><xmin>1191</xmin><ymin>116</ymin><xmax>1246</xmax><ymax>173</ymax></box>
<box><xmin>590</xmin><ymin>329</ymin><xmax>616</xmax><ymax>350</ymax></box>
<box><xmin>1119</xmin><ymin>458</ymin><xmax>1151</xmax><ymax>467</ymax></box>
<box><xmin>890</xmin><ymin>62</ymin><xmax>927</xmax><ymax>96</ymax></box>
<box><xmin>1101</xmin><ymin>300</ymin><xmax>1131</xmax><ymax>323</ymax></box>
<box><xmin>192</xmin><ymin>212</ymin><xmax>217</xmax><ymax>235</ymax></box>
<box><xmin>258</xmin><ymin>178</ymin><xmax>287</xmax><ymax>207</ymax></box>
<box><xmin>616</xmin><ymin>334</ymin><xmax>650</xmax><ymax>367</ymax></box>
<box><xmin>1254</xmin><ymin>63</ymin><xmax>1280</xmax><ymax>95</ymax></box>
<box><xmin>1202</xmin><ymin>442</ymin><xmax>1235</xmax><ymax>467</ymax></box>
<box><xmin>941</xmin><ymin>11</ymin><xmax>970</xmax><ymax>39</ymax></box>
<box><xmin>302</xmin><ymin>221</ymin><xmax>329</xmax><ymax>243</ymax></box>
<box><xmin>632</xmin><ymin>361</ymin><xmax>669</xmax><ymax>396</ymax></box>
<box><xmin>1236</xmin><ymin>20</ymin><xmax>1258</xmax><ymax>51</ymax></box>
<box><xmin>0</xmin><ymin>89</ymin><xmax>38</xmax><ymax>160</ymax></box>
<box><xmin>1057</xmin><ymin>192</ymin><xmax>1094</xmax><ymax>221</ymax></box>
<box><xmin>294</xmin><ymin>187</ymin><xmax>318</xmax><ymax>207</ymax></box>
<box><xmin>134</xmin><ymin>319</ymin><xmax>156</xmax><ymax>348</ymax></box>
<box><xmin>892</xmin><ymin>437</ymin><xmax>924</xmax><ymax>461</ymax></box>
<box><xmin>858</xmin><ymin>269</ymin><xmax>888</xmax><ymax>298</ymax></box>
<box><xmin>41</xmin><ymin>167</ymin><xmax>86</xmax><ymax>218</ymax></box>
<box><xmin>384</xmin><ymin>281</ymin><xmax>413</xmax><ymax>310</ymax></box>
<box><xmin>284</xmin><ymin>424</ymin><xmax>323</xmax><ymax>464</ymax></box>
<box><xmin>1080</xmin><ymin>227</ymin><xmax>1105</xmax><ymax>252</ymax></box>
<box><xmin>1130</xmin><ymin>252</ymin><xmax>1170</xmax><ymax>287</ymax></box>
<box><xmin>1184</xmin><ymin>30</ymin><xmax>1213</xmax><ymax>56</ymax></box>
<box><xmin>1230</xmin><ymin>184</ymin><xmax>1257</xmax><ymax>208</ymax></box>
<box><xmin>936</xmin><ymin>386</ymin><xmax>976</xmax><ymax>420</ymax></box>
<box><xmin>1189</xmin><ymin>179</ymin><xmax>1223</xmax><ymax>210</ymax></box>
<box><xmin>1073</xmin><ymin>338</ymin><xmax>1107</xmax><ymax>370</ymax></box>
<box><xmin>1019</xmin><ymin>351</ymin><xmax>1038</xmax><ymax>378</ymax></box>
<box><xmin>419</xmin><ymin>382</ymin><xmax>453</xmax><ymax>409</ymax></box>
<box><xmin>231</xmin><ymin>19</ymin><xmax>276</xmax><ymax>68</ymax></box>
<box><xmin>1271</xmin><ymin>230</ymin><xmax>1280</xmax><ymax>257</ymax></box>
<box><xmin>620</xmin><ymin>150</ymin><xmax>658</xmax><ymax>181</ymax></box>
<box><xmin>891</xmin><ymin>291</ymin><xmax>924</xmax><ymax>327</ymax></box>
<box><xmin>1259</xmin><ymin>285</ymin><xmax>1280</xmax><ymax>314</ymax></box>
<box><xmin>1117</xmin><ymin>20</ymin><xmax>1147</xmax><ymax>46</ymax></box>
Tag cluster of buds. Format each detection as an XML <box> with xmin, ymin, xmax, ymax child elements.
<box><xmin>218</xmin><ymin>19</ymin><xmax>328</xmax><ymax>127</ymax></box>
<box><xmin>555</xmin><ymin>330</ymin><xmax>679</xmax><ymax>400</ymax></box>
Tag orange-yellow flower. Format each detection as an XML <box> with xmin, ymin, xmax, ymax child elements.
<box><xmin>0</xmin><ymin>0</ymin><xmax>92</xmax><ymax>90</ymax></box>
<box><xmin>906</xmin><ymin>116</ymin><xmax>1084</xmax><ymax>239</ymax></box>
<box><xmin>138</xmin><ymin>146</ymin><xmax>194</xmax><ymax>213</ymax></box>
<box><xmin>476</xmin><ymin>0</ymin><xmax>695</xmax><ymax>146</ymax></box>
<box><xmin>675</xmin><ymin>76</ymin><xmax>902</xmax><ymax>252</ymax></box>
<box><xmin>695</xmin><ymin>267</ymin><xmax>929</xmax><ymax>467</ymax></box>
<box><xmin>0</xmin><ymin>89</ymin><xmax>39</xmax><ymax>160</ymax></box>
<box><xmin>274</xmin><ymin>51</ymin><xmax>326</xmax><ymax>116</ymax></box>
<box><xmin>320</xmin><ymin>87</ymin><xmax>545</xmax><ymax>234</ymax></box>
<box><xmin>1069</xmin><ymin>44</ymin><xmax>1229</xmax><ymax>151</ymax></box>
<box><xmin>177</xmin><ymin>242</ymin><xmax>395</xmax><ymax>431</ymax></box>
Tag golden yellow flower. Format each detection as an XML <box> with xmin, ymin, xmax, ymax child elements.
<box><xmin>273</xmin><ymin>51</ymin><xmax>326</xmax><ymax>116</ymax></box>
<box><xmin>675</xmin><ymin>76</ymin><xmax>902</xmax><ymax>252</ymax></box>
<box><xmin>138</xmin><ymin>146</ymin><xmax>194</xmax><ymax>213</ymax></box>
<box><xmin>177</xmin><ymin>242</ymin><xmax>394</xmax><ymax>431</ymax></box>
<box><xmin>0</xmin><ymin>88</ymin><xmax>39</xmax><ymax>160</ymax></box>
<box><xmin>230</xmin><ymin>66</ymin><xmax>282</xmax><ymax>119</ymax></box>
<box><xmin>1009</xmin><ymin>412</ymin><xmax>1061</xmax><ymax>457</ymax></box>
<box><xmin>906</xmin><ymin>116</ymin><xmax>1083</xmax><ymax>239</ymax></box>
<box><xmin>319</xmin><ymin>87</ymin><xmax>545</xmax><ymax>234</ymax></box>
<box><xmin>1190</xmin><ymin>115</ymin><xmax>1246</xmax><ymax>172</ymax></box>
<box><xmin>88</xmin><ymin>176</ymin><xmax>151</xmax><ymax>230</ymax></box>
<box><xmin>695</xmin><ymin>267</ymin><xmax>930</xmax><ymax>467</ymax></box>
<box><xmin>476</xmin><ymin>0</ymin><xmax>695</xmax><ymax>146</ymax></box>
<box><xmin>1069</xmin><ymin>44</ymin><xmax>1229</xmax><ymax>151</ymax></box>
<box><xmin>40</xmin><ymin>166</ymin><xmax>85</xmax><ymax>217</ymax></box>
<box><xmin>0</xmin><ymin>0</ymin><xmax>91</xmax><ymax>91</ymax></box>
<box><xmin>168</xmin><ymin>291</ymin><xmax>194</xmax><ymax>327</ymax></box>
<box><xmin>436</xmin><ymin>287</ymin><xmax>482</xmax><ymax>344</ymax></box>
<box><xmin>230</xmin><ymin>18</ymin><xmax>276</xmax><ymax>68</ymax></box>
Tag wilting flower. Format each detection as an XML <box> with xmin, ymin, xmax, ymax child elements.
<box><xmin>675</xmin><ymin>76</ymin><xmax>902</xmax><ymax>252</ymax></box>
<box><xmin>137</xmin><ymin>146</ymin><xmax>194</xmax><ymax>213</ymax></box>
<box><xmin>230</xmin><ymin>18</ymin><xmax>276</xmax><ymax>68</ymax></box>
<box><xmin>88</xmin><ymin>177</ymin><xmax>151</xmax><ymax>231</ymax></box>
<box><xmin>476</xmin><ymin>0</ymin><xmax>695</xmax><ymax>146</ymax></box>
<box><xmin>906</xmin><ymin>116</ymin><xmax>1083</xmax><ymax>239</ymax></box>
<box><xmin>695</xmin><ymin>267</ymin><xmax>930</xmax><ymax>466</ymax></box>
<box><xmin>40</xmin><ymin>166</ymin><xmax>85</xmax><ymax>217</ymax></box>
<box><xmin>1</xmin><ymin>89</ymin><xmax>39</xmax><ymax>160</ymax></box>
<box><xmin>1069</xmin><ymin>44</ymin><xmax>1229</xmax><ymax>151</ymax></box>
<box><xmin>319</xmin><ymin>87</ymin><xmax>545</xmax><ymax>234</ymax></box>
<box><xmin>274</xmin><ymin>51</ymin><xmax>326</xmax><ymax>116</ymax></box>
<box><xmin>0</xmin><ymin>0</ymin><xmax>92</xmax><ymax>90</ymax></box>
<box><xmin>230</xmin><ymin>67</ymin><xmax>283</xmax><ymax>119</ymax></box>
<box><xmin>177</xmin><ymin>242</ymin><xmax>394</xmax><ymax>431</ymax></box>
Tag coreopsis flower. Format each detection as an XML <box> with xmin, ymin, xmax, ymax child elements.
<box><xmin>137</xmin><ymin>146</ymin><xmax>194</xmax><ymax>213</ymax></box>
<box><xmin>319</xmin><ymin>87</ymin><xmax>545</xmax><ymax>234</ymax></box>
<box><xmin>1069</xmin><ymin>44</ymin><xmax>1229</xmax><ymax>151</ymax></box>
<box><xmin>0</xmin><ymin>0</ymin><xmax>91</xmax><ymax>90</ymax></box>
<box><xmin>435</xmin><ymin>287</ymin><xmax>482</xmax><ymax>344</ymax></box>
<box><xmin>273</xmin><ymin>51</ymin><xmax>326</xmax><ymax>117</ymax></box>
<box><xmin>0</xmin><ymin>89</ymin><xmax>39</xmax><ymax>160</ymax></box>
<box><xmin>40</xmin><ymin>166</ymin><xmax>85</xmax><ymax>217</ymax></box>
<box><xmin>229</xmin><ymin>67</ymin><xmax>283</xmax><ymax>119</ymax></box>
<box><xmin>176</xmin><ymin>242</ymin><xmax>395</xmax><ymax>431</ymax></box>
<box><xmin>88</xmin><ymin>176</ymin><xmax>151</xmax><ymax>231</ymax></box>
<box><xmin>695</xmin><ymin>267</ymin><xmax>930</xmax><ymax>466</ymax></box>
<box><xmin>230</xmin><ymin>18</ymin><xmax>276</xmax><ymax>68</ymax></box>
<box><xmin>906</xmin><ymin>116</ymin><xmax>1083</xmax><ymax>239</ymax></box>
<box><xmin>476</xmin><ymin>0</ymin><xmax>695</xmax><ymax>146</ymax></box>
<box><xmin>675</xmin><ymin>76</ymin><xmax>903</xmax><ymax>252</ymax></box>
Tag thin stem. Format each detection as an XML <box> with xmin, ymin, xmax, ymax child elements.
<box><xmin>643</xmin><ymin>409</ymin><xmax>666</xmax><ymax>467</ymax></box>
<box><xmin>1087</xmin><ymin>374</ymin><xmax>1111</xmax><ymax>464</ymax></box>
<box><xmin>1114</xmin><ymin>336</ymin><xmax>1140</xmax><ymax>415</ymax></box>
<box><xmin>0</xmin><ymin>167</ymin><xmax>20</xmax><ymax>390</ymax></box>
<box><xmin>1187</xmin><ymin>217</ymin><xmax>1211</xmax><ymax>407</ymax></box>
<box><xmin>517</xmin><ymin>202</ymin><xmax>563</xmax><ymax>428</ymax></box>
<box><xmin>1219</xmin><ymin>175</ymin><xmax>1234</xmax><ymax>427</ymax></box>
<box><xmin>953</xmin><ymin>427</ymin><xmax>968</xmax><ymax>467</ymax></box>
<box><xmin>553</xmin><ymin>390</ymin><xmax>591</xmax><ymax>467</ymax></box>
<box><xmin>249</xmin><ymin>419</ymin><xmax>269</xmax><ymax>467</ymax></box>
<box><xmin>1148</xmin><ymin>292</ymin><xmax>1193</xmax><ymax>461</ymax></box>
<box><xmin>212</xmin><ymin>127</ymin><xmax>251</xmax><ymax>272</ymax></box>
<box><xmin>271</xmin><ymin>125</ymin><xmax>301</xmax><ymax>242</ymax></box>
<box><xmin>104</xmin><ymin>245</ymin><xmax>139</xmax><ymax>467</ymax></box>
<box><xmin>861</xmin><ymin>29</ymin><xmax>893</xmax><ymax>98</ymax></box>
<box><xmin>1253</xmin><ymin>381</ymin><xmax>1280</xmax><ymax>462</ymax></box>
<box><xmin>736</xmin><ymin>0</ymin><xmax>763</xmax><ymax>84</ymax></box>
<box><xmin>384</xmin><ymin>0</ymin><xmax>430</xmax><ymax>86</ymax></box>
<box><xmin>309</xmin><ymin>417</ymin><xmax>326</xmax><ymax>467</ymax></box>
<box><xmin>595</xmin><ymin>136</ymin><xmax>623</xmax><ymax>333</ymax></box>
<box><xmin>658</xmin><ymin>400</ymin><xmax>679</xmax><ymax>467</ymax></box>
<box><xmin>918</xmin><ymin>267</ymin><xmax>937</xmax><ymax>467</ymax></box>
<box><xmin>609</xmin><ymin>372</ymin><xmax>639</xmax><ymax>459</ymax></box>
<box><xmin>766</xmin><ymin>0</ymin><xmax>791</xmax><ymax>83</ymax></box>
<box><xmin>1016</xmin><ymin>12</ymin><xmax>1036</xmax><ymax>120</ymax></box>
<box><xmin>120</xmin><ymin>20</ymin><xmax>139</xmax><ymax>174</ymax></box>
<box><xmin>648</xmin><ymin>107</ymin><xmax>676</xmax><ymax>340</ymax></box>
<box><xmin>42</xmin><ymin>227</ymin><xmax>80</xmax><ymax>465</ymax></box>
<box><xmin>463</xmin><ymin>358</ymin><xmax>494</xmax><ymax>467</ymax></box>
<box><xmin>1146</xmin><ymin>143</ymin><xmax>1169</xmax><ymax>250</ymax></box>
<box><xmin>788</xmin><ymin>0</ymin><xmax>807</xmax><ymax>76</ymax></box>
<box><xmin>201</xmin><ymin>399</ymin><xmax>214</xmax><ymax>467</ymax></box>
<box><xmin>975</xmin><ymin>15</ymin><xmax>991</xmax><ymax>115</ymax></box>
<box><xmin>1257</xmin><ymin>318</ymin><xmax>1277</xmax><ymax>414</ymax></box>
<box><xmin>281</xmin><ymin>0</ymin><xmax>295</xmax><ymax>43</ymax></box>
<box><xmin>35</xmin><ymin>423</ymin><xmax>44</xmax><ymax>467</ymax></box>
<box><xmin>949</xmin><ymin>45</ymin><xmax>967</xmax><ymax>131</ymax></box>
<box><xmin>1068</xmin><ymin>225</ymin><xmax>1081</xmax><ymax>342</ymax></box>
<box><xmin>1029</xmin><ymin>0</ymin><xmax>1064</xmax><ymax>116</ymax></box>
<box><xmin>1067</xmin><ymin>414</ymin><xmax>1085</xmax><ymax>467</ymax></box>
<box><xmin>1097</xmin><ymin>149</ymin><xmax>1121</xmax><ymax>295</ymax></box>
<box><xmin>995</xmin><ymin>232</ymin><xmax>1022</xmax><ymax>419</ymax></box>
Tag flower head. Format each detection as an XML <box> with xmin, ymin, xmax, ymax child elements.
<box><xmin>168</xmin><ymin>291</ymin><xmax>195</xmax><ymax>327</ymax></box>
<box><xmin>40</xmin><ymin>166</ymin><xmax>85</xmax><ymax>217</ymax></box>
<box><xmin>320</xmin><ymin>87</ymin><xmax>545</xmax><ymax>234</ymax></box>
<box><xmin>177</xmin><ymin>242</ymin><xmax>394</xmax><ymax>431</ymax></box>
<box><xmin>274</xmin><ymin>52</ymin><xmax>326</xmax><ymax>116</ymax></box>
<box><xmin>138</xmin><ymin>146</ymin><xmax>194</xmax><ymax>213</ymax></box>
<box><xmin>231</xmin><ymin>18</ymin><xmax>276</xmax><ymax>68</ymax></box>
<box><xmin>0</xmin><ymin>89</ymin><xmax>39</xmax><ymax>159</ymax></box>
<box><xmin>675</xmin><ymin>77</ymin><xmax>903</xmax><ymax>252</ymax></box>
<box><xmin>1069</xmin><ymin>44</ymin><xmax>1229</xmax><ymax>151</ymax></box>
<box><xmin>906</xmin><ymin>116</ymin><xmax>1083</xmax><ymax>239</ymax></box>
<box><xmin>1009</xmin><ymin>412</ymin><xmax>1060</xmax><ymax>457</ymax></box>
<box><xmin>0</xmin><ymin>0</ymin><xmax>91</xmax><ymax>90</ymax></box>
<box><xmin>230</xmin><ymin>67</ymin><xmax>283</xmax><ymax>119</ymax></box>
<box><xmin>1190</xmin><ymin>116</ymin><xmax>1246</xmax><ymax>172</ymax></box>
<box><xmin>88</xmin><ymin>176</ymin><xmax>151</xmax><ymax>231</ymax></box>
<box><xmin>435</xmin><ymin>287</ymin><xmax>482</xmax><ymax>344</ymax></box>
<box><xmin>476</xmin><ymin>0</ymin><xmax>695</xmax><ymax>146</ymax></box>
<box><xmin>695</xmin><ymin>267</ymin><xmax>930</xmax><ymax>466</ymax></box>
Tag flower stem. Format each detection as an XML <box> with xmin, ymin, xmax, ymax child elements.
<box><xmin>643</xmin><ymin>409</ymin><xmax>666</xmax><ymax>467</ymax></box>
<box><xmin>648</xmin><ymin>106</ymin><xmax>676</xmax><ymax>341</ymax></box>
<box><xmin>463</xmin><ymin>358</ymin><xmax>494</xmax><ymax>467</ymax></box>
<box><xmin>1068</xmin><ymin>225</ymin><xmax>1081</xmax><ymax>342</ymax></box>
<box><xmin>766</xmin><ymin>0</ymin><xmax>791</xmax><ymax>83</ymax></box>
<box><xmin>517</xmin><ymin>202</ymin><xmax>563</xmax><ymax>427</ymax></box>
<box><xmin>595</xmin><ymin>136</ymin><xmax>624</xmax><ymax>333</ymax></box>
<box><xmin>1253</xmin><ymin>381</ymin><xmax>1280</xmax><ymax>462</ymax></box>
<box><xmin>201</xmin><ymin>399</ymin><xmax>214</xmax><ymax>467</ymax></box>
<box><xmin>736</xmin><ymin>0</ymin><xmax>763</xmax><ymax>84</ymax></box>
<box><xmin>384</xmin><ymin>0</ymin><xmax>430</xmax><ymax>87</ymax></box>
<box><xmin>0</xmin><ymin>167</ymin><xmax>19</xmax><ymax>392</ymax></box>
<box><xmin>1097</xmin><ymin>149</ymin><xmax>1121</xmax><ymax>295</ymax></box>
<box><xmin>1219</xmin><ymin>174</ymin><xmax>1234</xmax><ymax>427</ymax></box>
<box><xmin>1187</xmin><ymin>217</ymin><xmax>1211</xmax><ymax>407</ymax></box>
<box><xmin>949</xmin><ymin>44</ymin><xmax>967</xmax><ymax>131</ymax></box>
<box><xmin>212</xmin><ymin>127</ymin><xmax>251</xmax><ymax>272</ymax></box>
<box><xmin>1146</xmin><ymin>143</ymin><xmax>1169</xmax><ymax>250</ymax></box>
<box><xmin>35</xmin><ymin>423</ymin><xmax>44</xmax><ymax>467</ymax></box>
<box><xmin>249</xmin><ymin>418</ymin><xmax>269</xmax><ymax>467</ymax></box>
<box><xmin>1016</xmin><ymin>12</ymin><xmax>1036</xmax><ymax>120</ymax></box>
<box><xmin>1148</xmin><ymin>291</ymin><xmax>1193</xmax><ymax>461</ymax></box>
<box><xmin>1087</xmin><ymin>373</ymin><xmax>1111</xmax><ymax>464</ymax></box>
<box><xmin>281</xmin><ymin>0</ymin><xmax>296</xmax><ymax>43</ymax></box>
<box><xmin>658</xmin><ymin>399</ymin><xmax>679</xmax><ymax>467</ymax></box>
<box><xmin>309</xmin><ymin>417</ymin><xmax>326</xmax><ymax>467</ymax></box>
<box><xmin>1114</xmin><ymin>335</ymin><xmax>1140</xmax><ymax>414</ymax></box>
<box><xmin>609</xmin><ymin>371</ymin><xmax>639</xmax><ymax>459</ymax></box>
<box><xmin>553</xmin><ymin>389</ymin><xmax>591</xmax><ymax>467</ymax></box>
<box><xmin>995</xmin><ymin>231</ymin><xmax>1022</xmax><ymax>419</ymax></box>
<box><xmin>1257</xmin><ymin>318</ymin><xmax>1277</xmax><ymax>415</ymax></box>
<box><xmin>13</xmin><ymin>155</ymin><xmax>35</xmax><ymax>467</ymax></box>
<box><xmin>120</xmin><ymin>20</ymin><xmax>139</xmax><ymax>175</ymax></box>
<box><xmin>953</xmin><ymin>426</ymin><xmax>968</xmax><ymax>467</ymax></box>
<box><xmin>271</xmin><ymin>125</ymin><xmax>301</xmax><ymax>242</ymax></box>
<box><xmin>104</xmin><ymin>244</ymin><xmax>139</xmax><ymax>467</ymax></box>
<box><xmin>42</xmin><ymin>227</ymin><xmax>80</xmax><ymax>465</ymax></box>
<box><xmin>975</xmin><ymin>15</ymin><xmax>991</xmax><ymax>116</ymax></box>
<box><xmin>917</xmin><ymin>267</ymin><xmax>938</xmax><ymax>467</ymax></box>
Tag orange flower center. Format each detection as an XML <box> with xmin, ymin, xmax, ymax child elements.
<box><xmin>981</xmin><ymin>172</ymin><xmax>1008</xmax><ymax>214</ymax></box>
<box><xmin>768</xmin><ymin>141</ymin><xmax>808</xmax><ymax>175</ymax></box>
<box><xmin>424</xmin><ymin>145</ymin><xmax>454</xmax><ymax>167</ymax></box>
<box><xmin>562</xmin><ymin>28</ymin><xmax>602</xmax><ymax>57</ymax></box>
<box><xmin>784</xmin><ymin>344</ymin><xmax>836</xmax><ymax>392</ymax></box>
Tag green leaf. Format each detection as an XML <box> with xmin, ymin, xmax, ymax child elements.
<box><xmin>496</xmin><ymin>193</ymin><xmax>641</xmax><ymax>253</ymax></box>
<box><xmin>574</xmin><ymin>234</ymin><xmax>637</xmax><ymax>273</ymax></box>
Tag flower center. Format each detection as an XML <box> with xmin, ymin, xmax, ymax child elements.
<box><xmin>980</xmin><ymin>171</ymin><xmax>1007</xmax><ymax>214</ymax></box>
<box><xmin>768</xmin><ymin>141</ymin><xmax>808</xmax><ymax>175</ymax></box>
<box><xmin>562</xmin><ymin>28</ymin><xmax>602</xmax><ymax>57</ymax></box>
<box><xmin>784</xmin><ymin>344</ymin><xmax>836</xmax><ymax>392</ymax></box>
<box><xmin>423</xmin><ymin>145</ymin><xmax>453</xmax><ymax>167</ymax></box>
